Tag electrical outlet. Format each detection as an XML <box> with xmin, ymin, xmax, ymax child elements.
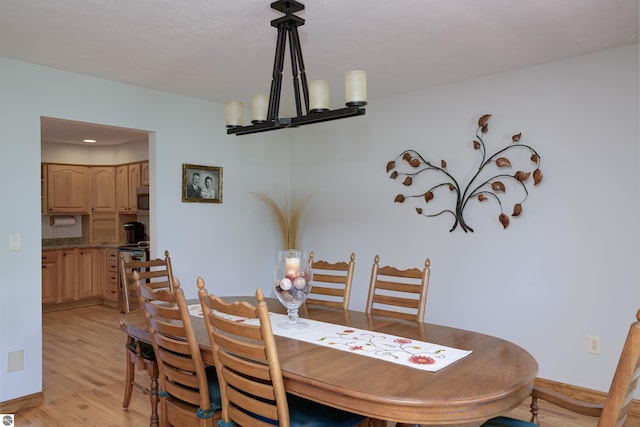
<box><xmin>8</xmin><ymin>350</ymin><xmax>24</xmax><ymax>371</ymax></box>
<box><xmin>588</xmin><ymin>335</ymin><xmax>601</xmax><ymax>354</ymax></box>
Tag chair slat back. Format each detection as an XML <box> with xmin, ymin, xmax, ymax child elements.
<box><xmin>135</xmin><ymin>274</ymin><xmax>215</xmax><ymax>424</ymax></box>
<box><xmin>306</xmin><ymin>252</ymin><xmax>356</xmax><ymax>310</ymax></box>
<box><xmin>198</xmin><ymin>281</ymin><xmax>290</xmax><ymax>427</ymax></box>
<box><xmin>120</xmin><ymin>250</ymin><xmax>174</xmax><ymax>313</ymax></box>
<box><xmin>365</xmin><ymin>255</ymin><xmax>431</xmax><ymax>322</ymax></box>
<box><xmin>598</xmin><ymin>309</ymin><xmax>640</xmax><ymax>427</ymax></box>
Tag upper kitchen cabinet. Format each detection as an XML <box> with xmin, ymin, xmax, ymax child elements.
<box><xmin>116</xmin><ymin>163</ymin><xmax>141</xmax><ymax>213</ymax></box>
<box><xmin>46</xmin><ymin>164</ymin><xmax>90</xmax><ymax>214</ymax></box>
<box><xmin>90</xmin><ymin>166</ymin><xmax>116</xmax><ymax>213</ymax></box>
<box><xmin>141</xmin><ymin>161</ymin><xmax>149</xmax><ymax>186</ymax></box>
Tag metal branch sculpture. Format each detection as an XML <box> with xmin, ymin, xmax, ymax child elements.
<box><xmin>386</xmin><ymin>114</ymin><xmax>543</xmax><ymax>232</ymax></box>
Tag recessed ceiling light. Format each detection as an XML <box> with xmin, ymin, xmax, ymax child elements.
<box><xmin>83</xmin><ymin>139</ymin><xmax>97</xmax><ymax>143</ymax></box>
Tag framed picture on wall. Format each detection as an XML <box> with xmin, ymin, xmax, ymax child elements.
<box><xmin>182</xmin><ymin>164</ymin><xmax>223</xmax><ymax>203</ymax></box>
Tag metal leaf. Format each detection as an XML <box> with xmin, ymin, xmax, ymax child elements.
<box><xmin>403</xmin><ymin>177</ymin><xmax>413</xmax><ymax>186</ymax></box>
<box><xmin>394</xmin><ymin>194</ymin><xmax>405</xmax><ymax>203</ymax></box>
<box><xmin>416</xmin><ymin>207</ymin><xmax>423</xmax><ymax>214</ymax></box>
<box><xmin>496</xmin><ymin>157</ymin><xmax>512</xmax><ymax>168</ymax></box>
<box><xmin>478</xmin><ymin>194</ymin><xmax>487</xmax><ymax>201</ymax></box>
<box><xmin>448</xmin><ymin>183</ymin><xmax>455</xmax><ymax>191</ymax></box>
<box><xmin>409</xmin><ymin>158</ymin><xmax>420</xmax><ymax>167</ymax></box>
<box><xmin>402</xmin><ymin>152</ymin><xmax>412</xmax><ymax>162</ymax></box>
<box><xmin>515</xmin><ymin>171</ymin><xmax>530</xmax><ymax>182</ymax></box>
<box><xmin>499</xmin><ymin>214</ymin><xmax>510</xmax><ymax>229</ymax></box>
<box><xmin>481</xmin><ymin>124</ymin><xmax>489</xmax><ymax>134</ymax></box>
<box><xmin>512</xmin><ymin>133</ymin><xmax>522</xmax><ymax>142</ymax></box>
<box><xmin>390</xmin><ymin>171</ymin><xmax>398</xmax><ymax>179</ymax></box>
<box><xmin>441</xmin><ymin>159</ymin><xmax>447</xmax><ymax>168</ymax></box>
<box><xmin>531</xmin><ymin>153</ymin><xmax>540</xmax><ymax>163</ymax></box>
<box><xmin>478</xmin><ymin>114</ymin><xmax>492</xmax><ymax>127</ymax></box>
<box><xmin>512</xmin><ymin>203</ymin><xmax>522</xmax><ymax>216</ymax></box>
<box><xmin>473</xmin><ymin>140</ymin><xmax>481</xmax><ymax>149</ymax></box>
<box><xmin>424</xmin><ymin>192</ymin><xmax>434</xmax><ymax>202</ymax></box>
<box><xmin>491</xmin><ymin>181</ymin><xmax>506</xmax><ymax>192</ymax></box>
<box><xmin>386</xmin><ymin>161</ymin><xmax>395</xmax><ymax>172</ymax></box>
<box><xmin>533</xmin><ymin>169</ymin><xmax>543</xmax><ymax>185</ymax></box>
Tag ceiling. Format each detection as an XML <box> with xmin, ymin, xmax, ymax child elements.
<box><xmin>3</xmin><ymin>0</ymin><xmax>638</xmax><ymax>145</ymax></box>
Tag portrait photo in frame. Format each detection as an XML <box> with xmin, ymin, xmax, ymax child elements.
<box><xmin>182</xmin><ymin>164</ymin><xmax>223</xmax><ymax>203</ymax></box>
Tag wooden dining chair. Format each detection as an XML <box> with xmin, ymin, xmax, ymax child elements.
<box><xmin>306</xmin><ymin>251</ymin><xmax>356</xmax><ymax>310</ymax></box>
<box><xmin>482</xmin><ymin>308</ymin><xmax>640</xmax><ymax>427</ymax></box>
<box><xmin>365</xmin><ymin>255</ymin><xmax>431</xmax><ymax>322</ymax></box>
<box><xmin>121</xmin><ymin>249</ymin><xmax>175</xmax><ymax>422</ymax></box>
<box><xmin>197</xmin><ymin>279</ymin><xmax>370</xmax><ymax>427</ymax></box>
<box><xmin>135</xmin><ymin>273</ymin><xmax>221</xmax><ymax>427</ymax></box>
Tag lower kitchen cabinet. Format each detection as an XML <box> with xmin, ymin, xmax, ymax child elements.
<box><xmin>77</xmin><ymin>248</ymin><xmax>99</xmax><ymax>299</ymax></box>
<box><xmin>104</xmin><ymin>249</ymin><xmax>119</xmax><ymax>303</ymax></box>
<box><xmin>42</xmin><ymin>247</ymin><xmax>112</xmax><ymax>306</ymax></box>
<box><xmin>42</xmin><ymin>250</ymin><xmax>60</xmax><ymax>304</ymax></box>
<box><xmin>60</xmin><ymin>249</ymin><xmax>77</xmax><ymax>301</ymax></box>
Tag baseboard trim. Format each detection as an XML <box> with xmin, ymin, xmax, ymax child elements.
<box><xmin>0</xmin><ymin>392</ymin><xmax>44</xmax><ymax>413</ymax></box>
<box><xmin>42</xmin><ymin>298</ymin><xmax>103</xmax><ymax>312</ymax></box>
<box><xmin>535</xmin><ymin>377</ymin><xmax>640</xmax><ymax>424</ymax></box>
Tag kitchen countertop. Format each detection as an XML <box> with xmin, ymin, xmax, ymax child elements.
<box><xmin>42</xmin><ymin>238</ymin><xmax>122</xmax><ymax>250</ymax></box>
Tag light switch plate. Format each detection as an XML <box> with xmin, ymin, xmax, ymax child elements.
<box><xmin>9</xmin><ymin>233</ymin><xmax>21</xmax><ymax>251</ymax></box>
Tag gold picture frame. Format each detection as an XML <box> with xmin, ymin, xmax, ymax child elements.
<box><xmin>182</xmin><ymin>164</ymin><xmax>222</xmax><ymax>203</ymax></box>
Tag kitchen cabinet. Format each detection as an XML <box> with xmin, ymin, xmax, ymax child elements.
<box><xmin>85</xmin><ymin>213</ymin><xmax>119</xmax><ymax>244</ymax></box>
<box><xmin>43</xmin><ymin>247</ymin><xmax>112</xmax><ymax>305</ymax></box>
<box><xmin>41</xmin><ymin>164</ymin><xmax>48</xmax><ymax>214</ymax></box>
<box><xmin>42</xmin><ymin>250</ymin><xmax>60</xmax><ymax>304</ymax></box>
<box><xmin>141</xmin><ymin>161</ymin><xmax>149</xmax><ymax>186</ymax></box>
<box><xmin>46</xmin><ymin>164</ymin><xmax>90</xmax><ymax>214</ymax></box>
<box><xmin>117</xmin><ymin>163</ymin><xmax>141</xmax><ymax>213</ymax></box>
<box><xmin>77</xmin><ymin>248</ymin><xmax>99</xmax><ymax>299</ymax></box>
<box><xmin>90</xmin><ymin>166</ymin><xmax>116</xmax><ymax>212</ymax></box>
<box><xmin>60</xmin><ymin>249</ymin><xmax>77</xmax><ymax>301</ymax></box>
<box><xmin>104</xmin><ymin>249</ymin><xmax>119</xmax><ymax>303</ymax></box>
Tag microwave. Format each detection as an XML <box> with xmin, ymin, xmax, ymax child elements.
<box><xmin>136</xmin><ymin>186</ymin><xmax>150</xmax><ymax>214</ymax></box>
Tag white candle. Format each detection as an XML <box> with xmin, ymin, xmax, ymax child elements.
<box><xmin>309</xmin><ymin>80</ymin><xmax>329</xmax><ymax>112</ymax></box>
<box><xmin>251</xmin><ymin>94</ymin><xmax>268</xmax><ymax>123</ymax></box>
<box><xmin>345</xmin><ymin>70</ymin><xmax>367</xmax><ymax>106</ymax></box>
<box><xmin>226</xmin><ymin>101</ymin><xmax>244</xmax><ymax>127</ymax></box>
<box><xmin>285</xmin><ymin>257</ymin><xmax>300</xmax><ymax>279</ymax></box>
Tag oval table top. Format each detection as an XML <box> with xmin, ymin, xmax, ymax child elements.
<box><xmin>122</xmin><ymin>297</ymin><xmax>538</xmax><ymax>426</ymax></box>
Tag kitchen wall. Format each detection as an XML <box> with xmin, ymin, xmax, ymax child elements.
<box><xmin>0</xmin><ymin>44</ymin><xmax>638</xmax><ymax>405</ymax></box>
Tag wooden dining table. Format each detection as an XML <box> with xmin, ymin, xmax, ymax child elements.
<box><xmin>121</xmin><ymin>297</ymin><xmax>538</xmax><ymax>426</ymax></box>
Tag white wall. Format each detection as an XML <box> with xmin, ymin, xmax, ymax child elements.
<box><xmin>0</xmin><ymin>58</ymin><xmax>289</xmax><ymax>402</ymax></box>
<box><xmin>0</xmin><ymin>44</ymin><xmax>638</xmax><ymax>405</ymax></box>
<box><xmin>291</xmin><ymin>45</ymin><xmax>640</xmax><ymax>395</ymax></box>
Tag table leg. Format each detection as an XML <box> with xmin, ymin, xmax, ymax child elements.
<box><xmin>149</xmin><ymin>371</ymin><xmax>159</xmax><ymax>427</ymax></box>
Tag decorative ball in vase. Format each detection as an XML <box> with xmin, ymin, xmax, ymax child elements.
<box><xmin>273</xmin><ymin>249</ymin><xmax>313</xmax><ymax>329</ymax></box>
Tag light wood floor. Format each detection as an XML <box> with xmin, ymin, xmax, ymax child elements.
<box><xmin>15</xmin><ymin>305</ymin><xmax>607</xmax><ymax>426</ymax></box>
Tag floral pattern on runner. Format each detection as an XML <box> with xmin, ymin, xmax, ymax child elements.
<box><xmin>320</xmin><ymin>329</ymin><xmax>446</xmax><ymax>365</ymax></box>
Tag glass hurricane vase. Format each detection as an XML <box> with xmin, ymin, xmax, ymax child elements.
<box><xmin>273</xmin><ymin>249</ymin><xmax>313</xmax><ymax>329</ymax></box>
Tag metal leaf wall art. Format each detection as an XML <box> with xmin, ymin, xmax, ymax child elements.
<box><xmin>386</xmin><ymin>114</ymin><xmax>543</xmax><ymax>232</ymax></box>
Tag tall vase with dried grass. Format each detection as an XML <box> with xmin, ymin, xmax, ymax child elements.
<box><xmin>253</xmin><ymin>193</ymin><xmax>309</xmax><ymax>249</ymax></box>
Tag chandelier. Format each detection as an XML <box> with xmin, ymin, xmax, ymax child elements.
<box><xmin>226</xmin><ymin>0</ymin><xmax>367</xmax><ymax>136</ymax></box>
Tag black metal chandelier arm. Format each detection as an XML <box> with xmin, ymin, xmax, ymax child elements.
<box><xmin>268</xmin><ymin>25</ymin><xmax>288</xmax><ymax>121</ymax></box>
<box><xmin>289</xmin><ymin>25</ymin><xmax>309</xmax><ymax>114</ymax></box>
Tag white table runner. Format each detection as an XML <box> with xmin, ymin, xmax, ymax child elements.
<box><xmin>188</xmin><ymin>304</ymin><xmax>471</xmax><ymax>372</ymax></box>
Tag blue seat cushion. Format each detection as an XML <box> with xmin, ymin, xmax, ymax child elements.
<box><xmin>218</xmin><ymin>393</ymin><xmax>365</xmax><ymax>427</ymax></box>
<box><xmin>205</xmin><ymin>367</ymin><xmax>223</xmax><ymax>413</ymax></box>
<box><xmin>481</xmin><ymin>416</ymin><xmax>535</xmax><ymax>426</ymax></box>
<box><xmin>126</xmin><ymin>340</ymin><xmax>155</xmax><ymax>361</ymax></box>
<box><xmin>287</xmin><ymin>394</ymin><xmax>366</xmax><ymax>427</ymax></box>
